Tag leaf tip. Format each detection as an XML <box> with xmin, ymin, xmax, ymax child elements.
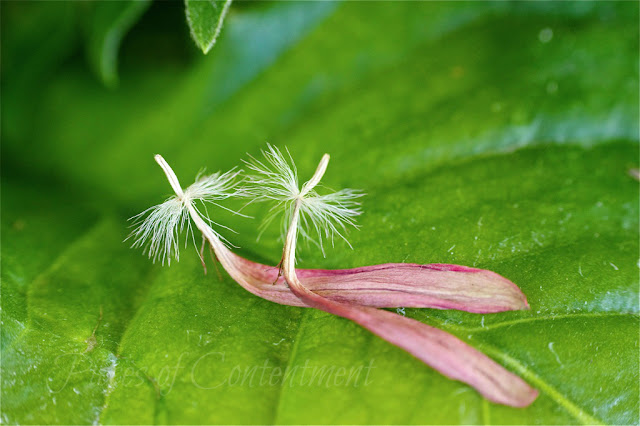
<box><xmin>185</xmin><ymin>0</ymin><xmax>232</xmax><ymax>55</ymax></box>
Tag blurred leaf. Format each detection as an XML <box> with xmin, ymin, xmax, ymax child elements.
<box><xmin>0</xmin><ymin>1</ymin><xmax>78</xmax><ymax>143</ymax></box>
<box><xmin>84</xmin><ymin>0</ymin><xmax>151</xmax><ymax>87</ymax></box>
<box><xmin>185</xmin><ymin>0</ymin><xmax>232</xmax><ymax>54</ymax></box>
<box><xmin>1</xmin><ymin>1</ymin><xmax>638</xmax><ymax>424</ymax></box>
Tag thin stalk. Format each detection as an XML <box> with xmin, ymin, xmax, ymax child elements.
<box><xmin>154</xmin><ymin>155</ymin><xmax>263</xmax><ymax>292</ymax></box>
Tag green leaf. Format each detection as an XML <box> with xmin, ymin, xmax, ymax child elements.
<box><xmin>185</xmin><ymin>0</ymin><xmax>232</xmax><ymax>54</ymax></box>
<box><xmin>1</xmin><ymin>1</ymin><xmax>638</xmax><ymax>424</ymax></box>
<box><xmin>84</xmin><ymin>0</ymin><xmax>151</xmax><ymax>87</ymax></box>
<box><xmin>1</xmin><ymin>2</ymin><xmax>78</xmax><ymax>142</ymax></box>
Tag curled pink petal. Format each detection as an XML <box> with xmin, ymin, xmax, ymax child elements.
<box><xmin>221</xmin><ymin>250</ymin><xmax>529</xmax><ymax>313</ymax></box>
<box><xmin>278</xmin><ymin>206</ymin><xmax>538</xmax><ymax>408</ymax></box>
<box><xmin>290</xmin><ymin>280</ymin><xmax>538</xmax><ymax>407</ymax></box>
<box><xmin>204</xmin><ymin>213</ymin><xmax>538</xmax><ymax>406</ymax></box>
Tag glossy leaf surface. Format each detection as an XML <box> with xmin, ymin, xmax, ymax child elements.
<box><xmin>1</xmin><ymin>1</ymin><xmax>638</xmax><ymax>424</ymax></box>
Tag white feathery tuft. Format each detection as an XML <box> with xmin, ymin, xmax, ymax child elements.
<box><xmin>127</xmin><ymin>167</ymin><xmax>244</xmax><ymax>265</ymax></box>
<box><xmin>244</xmin><ymin>144</ymin><xmax>300</xmax><ymax>202</ymax></box>
<box><xmin>185</xmin><ymin>169</ymin><xmax>244</xmax><ymax>204</ymax></box>
<box><xmin>128</xmin><ymin>197</ymin><xmax>189</xmax><ymax>265</ymax></box>
<box><xmin>244</xmin><ymin>144</ymin><xmax>364</xmax><ymax>255</ymax></box>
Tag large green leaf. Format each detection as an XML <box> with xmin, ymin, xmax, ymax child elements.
<box><xmin>1</xmin><ymin>1</ymin><xmax>638</xmax><ymax>424</ymax></box>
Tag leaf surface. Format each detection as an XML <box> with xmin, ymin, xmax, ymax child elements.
<box><xmin>1</xmin><ymin>1</ymin><xmax>638</xmax><ymax>424</ymax></box>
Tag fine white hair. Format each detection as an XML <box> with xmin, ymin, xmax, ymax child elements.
<box><xmin>244</xmin><ymin>144</ymin><xmax>363</xmax><ymax>255</ymax></box>
<box><xmin>128</xmin><ymin>168</ymin><xmax>243</xmax><ymax>265</ymax></box>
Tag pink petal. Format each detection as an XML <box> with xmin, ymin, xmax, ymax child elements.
<box><xmin>283</xmin><ymin>263</ymin><xmax>539</xmax><ymax>408</ymax></box>
<box><xmin>205</xmin><ymin>212</ymin><xmax>537</xmax><ymax>406</ymax></box>
<box><xmin>223</xmin><ymin>250</ymin><xmax>529</xmax><ymax>313</ymax></box>
<box><xmin>214</xmin><ymin>244</ymin><xmax>538</xmax><ymax>405</ymax></box>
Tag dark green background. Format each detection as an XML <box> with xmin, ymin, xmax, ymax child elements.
<box><xmin>2</xmin><ymin>1</ymin><xmax>638</xmax><ymax>424</ymax></box>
